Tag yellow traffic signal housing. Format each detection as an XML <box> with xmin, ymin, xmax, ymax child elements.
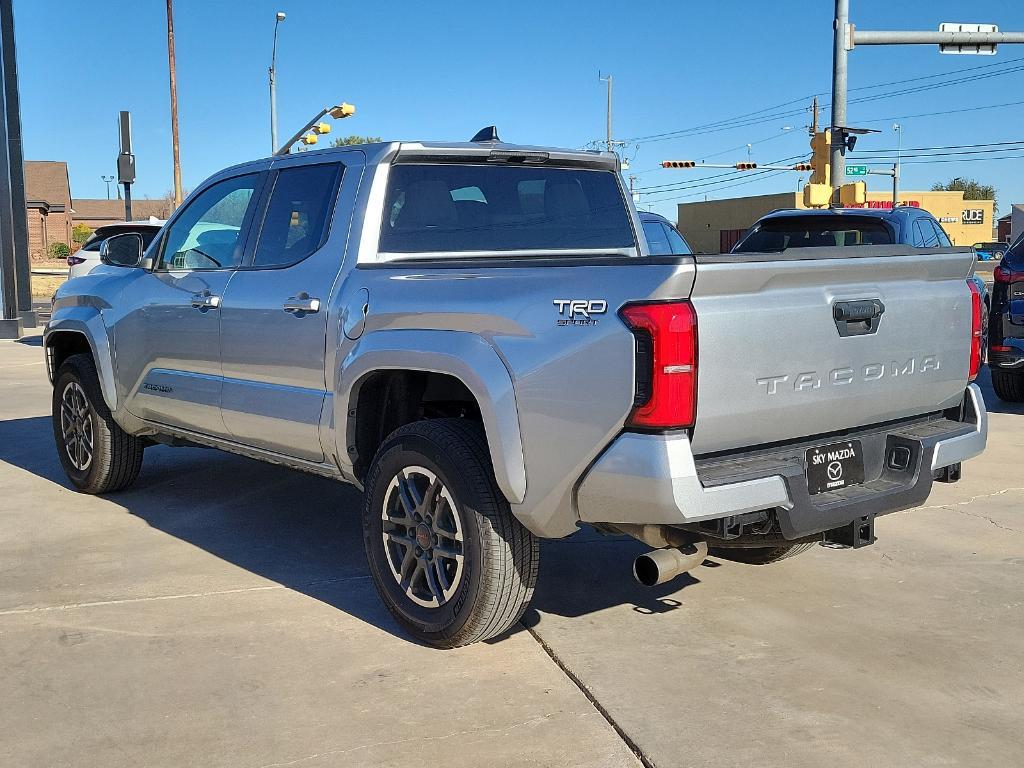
<box><xmin>809</xmin><ymin>130</ymin><xmax>831</xmax><ymax>187</ymax></box>
<box><xmin>329</xmin><ymin>103</ymin><xmax>356</xmax><ymax>119</ymax></box>
<box><xmin>839</xmin><ymin>181</ymin><xmax>867</xmax><ymax>206</ymax></box>
<box><xmin>301</xmin><ymin>133</ymin><xmax>318</xmax><ymax>146</ymax></box>
<box><xmin>312</xmin><ymin>122</ymin><xmax>331</xmax><ymax>135</ymax></box>
<box><xmin>661</xmin><ymin>160</ymin><xmax>696</xmax><ymax>168</ymax></box>
<box><xmin>803</xmin><ymin>183</ymin><xmax>832</xmax><ymax>209</ymax></box>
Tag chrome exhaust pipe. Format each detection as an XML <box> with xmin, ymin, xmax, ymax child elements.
<box><xmin>633</xmin><ymin>541</ymin><xmax>708</xmax><ymax>587</ymax></box>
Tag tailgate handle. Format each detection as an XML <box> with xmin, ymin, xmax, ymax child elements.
<box><xmin>834</xmin><ymin>299</ymin><xmax>885</xmax><ymax>337</ymax></box>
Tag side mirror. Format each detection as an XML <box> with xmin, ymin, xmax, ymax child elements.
<box><xmin>99</xmin><ymin>232</ymin><xmax>144</xmax><ymax>268</ymax></box>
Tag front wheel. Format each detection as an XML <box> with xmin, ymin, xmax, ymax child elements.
<box><xmin>51</xmin><ymin>353</ymin><xmax>145</xmax><ymax>493</ymax></box>
<box><xmin>362</xmin><ymin>419</ymin><xmax>539</xmax><ymax>648</ymax></box>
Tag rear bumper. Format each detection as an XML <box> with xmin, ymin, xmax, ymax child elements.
<box><xmin>576</xmin><ymin>384</ymin><xmax>987</xmax><ymax>540</ymax></box>
<box><xmin>989</xmin><ymin>338</ymin><xmax>1024</xmax><ymax>369</ymax></box>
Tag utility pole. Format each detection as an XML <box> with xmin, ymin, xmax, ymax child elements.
<box><xmin>598</xmin><ymin>72</ymin><xmax>612</xmax><ymax>153</ymax></box>
<box><xmin>1</xmin><ymin>0</ymin><xmax>31</xmax><ymax>327</ymax></box>
<box><xmin>831</xmin><ymin>1</ymin><xmax>1024</xmax><ymax>199</ymax></box>
<box><xmin>166</xmin><ymin>0</ymin><xmax>182</xmax><ymax>207</ymax></box>
<box><xmin>811</xmin><ymin>96</ymin><xmax>819</xmax><ymax>135</ymax></box>
<box><xmin>270</xmin><ymin>12</ymin><xmax>285</xmax><ymax>153</ymax></box>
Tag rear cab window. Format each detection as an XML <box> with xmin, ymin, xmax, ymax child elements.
<box><xmin>733</xmin><ymin>215</ymin><xmax>894</xmax><ymax>253</ymax></box>
<box><xmin>378</xmin><ymin>163</ymin><xmax>636</xmax><ymax>257</ymax></box>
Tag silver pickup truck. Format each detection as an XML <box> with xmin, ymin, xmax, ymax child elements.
<box><xmin>45</xmin><ymin>137</ymin><xmax>987</xmax><ymax>647</ymax></box>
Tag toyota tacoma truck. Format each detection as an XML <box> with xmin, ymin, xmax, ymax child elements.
<box><xmin>45</xmin><ymin>135</ymin><xmax>987</xmax><ymax>647</ymax></box>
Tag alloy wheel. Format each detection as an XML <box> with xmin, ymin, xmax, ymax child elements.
<box><xmin>60</xmin><ymin>381</ymin><xmax>94</xmax><ymax>471</ymax></box>
<box><xmin>380</xmin><ymin>465</ymin><xmax>465</xmax><ymax>608</ymax></box>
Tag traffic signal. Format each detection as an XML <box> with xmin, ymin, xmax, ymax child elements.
<box><xmin>810</xmin><ymin>130</ymin><xmax>831</xmax><ymax>186</ymax></box>
<box><xmin>735</xmin><ymin>162</ymin><xmax>757</xmax><ymax>170</ymax></box>
<box><xmin>839</xmin><ymin>181</ymin><xmax>867</xmax><ymax>206</ymax></box>
<box><xmin>792</xmin><ymin>163</ymin><xmax>812</xmax><ymax>172</ymax></box>
<box><xmin>661</xmin><ymin>160</ymin><xmax>696</xmax><ymax>168</ymax></box>
<box><xmin>312</xmin><ymin>122</ymin><xmax>331</xmax><ymax>135</ymax></box>
<box><xmin>329</xmin><ymin>103</ymin><xmax>356</xmax><ymax>119</ymax></box>
<box><xmin>301</xmin><ymin>133</ymin><xmax>319</xmax><ymax>146</ymax></box>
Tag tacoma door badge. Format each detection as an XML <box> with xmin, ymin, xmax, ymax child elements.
<box><xmin>554</xmin><ymin>299</ymin><xmax>607</xmax><ymax>326</ymax></box>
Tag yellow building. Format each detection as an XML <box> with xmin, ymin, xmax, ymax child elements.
<box><xmin>676</xmin><ymin>190</ymin><xmax>995</xmax><ymax>254</ymax></box>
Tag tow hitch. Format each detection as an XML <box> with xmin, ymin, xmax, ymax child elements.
<box><xmin>823</xmin><ymin>514</ymin><xmax>876</xmax><ymax>549</ymax></box>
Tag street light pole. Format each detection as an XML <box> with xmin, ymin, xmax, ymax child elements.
<box><xmin>101</xmin><ymin>175</ymin><xmax>114</xmax><ymax>200</ymax></box>
<box><xmin>892</xmin><ymin>123</ymin><xmax>902</xmax><ymax>206</ymax></box>
<box><xmin>166</xmin><ymin>0</ymin><xmax>182</xmax><ymax>208</ymax></box>
<box><xmin>598</xmin><ymin>72</ymin><xmax>612</xmax><ymax>154</ymax></box>
<box><xmin>270</xmin><ymin>12</ymin><xmax>285</xmax><ymax>154</ymax></box>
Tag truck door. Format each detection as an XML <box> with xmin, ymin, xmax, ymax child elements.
<box><xmin>218</xmin><ymin>154</ymin><xmax>360</xmax><ymax>462</ymax></box>
<box><xmin>115</xmin><ymin>171</ymin><xmax>264</xmax><ymax>437</ymax></box>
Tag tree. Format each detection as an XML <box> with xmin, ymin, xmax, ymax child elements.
<box><xmin>931</xmin><ymin>178</ymin><xmax>997</xmax><ymax>212</ymax></box>
<box><xmin>331</xmin><ymin>134</ymin><xmax>382</xmax><ymax>147</ymax></box>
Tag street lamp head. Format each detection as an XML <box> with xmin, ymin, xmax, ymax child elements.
<box><xmin>276</xmin><ymin>12</ymin><xmax>286</xmax><ymax>22</ymax></box>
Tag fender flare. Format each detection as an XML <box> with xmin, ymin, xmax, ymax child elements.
<box><xmin>44</xmin><ymin>311</ymin><xmax>118</xmax><ymax>412</ymax></box>
<box><xmin>335</xmin><ymin>329</ymin><xmax>526</xmax><ymax>504</ymax></box>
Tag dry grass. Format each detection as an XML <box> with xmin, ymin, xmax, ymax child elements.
<box><xmin>31</xmin><ymin>274</ymin><xmax>67</xmax><ymax>300</ymax></box>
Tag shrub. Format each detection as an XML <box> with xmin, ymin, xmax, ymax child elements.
<box><xmin>47</xmin><ymin>242</ymin><xmax>71</xmax><ymax>260</ymax></box>
<box><xmin>72</xmin><ymin>223</ymin><xmax>93</xmax><ymax>245</ymax></box>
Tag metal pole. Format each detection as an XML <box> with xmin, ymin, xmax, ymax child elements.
<box><xmin>0</xmin><ymin>4</ymin><xmax>19</xmax><ymax>332</ymax></box>
<box><xmin>892</xmin><ymin>123</ymin><xmax>902</xmax><ymax>206</ymax></box>
<box><xmin>830</xmin><ymin>0</ymin><xmax>849</xmax><ymax>199</ymax></box>
<box><xmin>1</xmin><ymin>0</ymin><xmax>29</xmax><ymax>318</ymax></box>
<box><xmin>166</xmin><ymin>0</ymin><xmax>182</xmax><ymax>207</ymax></box>
<box><xmin>124</xmin><ymin>183</ymin><xmax>132</xmax><ymax>222</ymax></box>
<box><xmin>606</xmin><ymin>74</ymin><xmax>612</xmax><ymax>154</ymax></box>
<box><xmin>854</xmin><ymin>30</ymin><xmax>1024</xmax><ymax>45</ymax></box>
<box><xmin>270</xmin><ymin>13</ymin><xmax>284</xmax><ymax>154</ymax></box>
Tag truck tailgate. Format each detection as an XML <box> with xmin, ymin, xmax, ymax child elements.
<box><xmin>688</xmin><ymin>246</ymin><xmax>976</xmax><ymax>455</ymax></box>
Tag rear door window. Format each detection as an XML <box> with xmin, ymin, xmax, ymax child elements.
<box><xmin>662</xmin><ymin>222</ymin><xmax>692</xmax><ymax>255</ymax></box>
<box><xmin>252</xmin><ymin>163</ymin><xmax>343</xmax><ymax>268</ymax></box>
<box><xmin>642</xmin><ymin>220</ymin><xmax>671</xmax><ymax>255</ymax></box>
<box><xmin>380</xmin><ymin>164</ymin><xmax>635</xmax><ymax>254</ymax></box>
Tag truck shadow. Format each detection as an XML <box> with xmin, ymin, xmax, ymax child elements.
<box><xmin>975</xmin><ymin>367</ymin><xmax>1024</xmax><ymax>415</ymax></box>
<box><xmin>0</xmin><ymin>415</ymin><xmax>697</xmax><ymax>644</ymax></box>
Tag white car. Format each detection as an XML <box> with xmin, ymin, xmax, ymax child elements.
<box><xmin>68</xmin><ymin>220</ymin><xmax>165</xmax><ymax>279</ymax></box>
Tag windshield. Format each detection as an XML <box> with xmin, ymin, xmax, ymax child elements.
<box><xmin>380</xmin><ymin>164</ymin><xmax>635</xmax><ymax>254</ymax></box>
<box><xmin>733</xmin><ymin>215</ymin><xmax>894</xmax><ymax>253</ymax></box>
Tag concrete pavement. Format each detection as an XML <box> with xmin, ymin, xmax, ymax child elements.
<box><xmin>1</xmin><ymin>336</ymin><xmax>1022</xmax><ymax>767</ymax></box>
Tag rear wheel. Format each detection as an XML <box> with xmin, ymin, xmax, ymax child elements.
<box><xmin>51</xmin><ymin>354</ymin><xmax>145</xmax><ymax>493</ymax></box>
<box><xmin>991</xmin><ymin>369</ymin><xmax>1024</xmax><ymax>402</ymax></box>
<box><xmin>362</xmin><ymin>418</ymin><xmax>539</xmax><ymax>648</ymax></box>
<box><xmin>709</xmin><ymin>541</ymin><xmax>817</xmax><ymax>565</ymax></box>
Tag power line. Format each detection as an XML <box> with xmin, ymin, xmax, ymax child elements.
<box><xmin>626</xmin><ymin>55</ymin><xmax>1024</xmax><ymax>145</ymax></box>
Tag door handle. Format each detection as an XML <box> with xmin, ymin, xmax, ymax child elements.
<box><xmin>191</xmin><ymin>293</ymin><xmax>221</xmax><ymax>310</ymax></box>
<box><xmin>283</xmin><ymin>294</ymin><xmax>321</xmax><ymax>314</ymax></box>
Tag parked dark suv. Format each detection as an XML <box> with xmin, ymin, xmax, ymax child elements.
<box><xmin>989</xmin><ymin>235</ymin><xmax>1024</xmax><ymax>401</ymax></box>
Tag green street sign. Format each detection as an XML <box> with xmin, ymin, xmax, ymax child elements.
<box><xmin>846</xmin><ymin>165</ymin><xmax>868</xmax><ymax>176</ymax></box>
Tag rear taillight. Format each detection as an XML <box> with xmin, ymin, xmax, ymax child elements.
<box><xmin>994</xmin><ymin>265</ymin><xmax>1017</xmax><ymax>283</ymax></box>
<box><xmin>967</xmin><ymin>280</ymin><xmax>983</xmax><ymax>382</ymax></box>
<box><xmin>67</xmin><ymin>255</ymin><xmax>86</xmax><ymax>267</ymax></box>
<box><xmin>620</xmin><ymin>301</ymin><xmax>697</xmax><ymax>429</ymax></box>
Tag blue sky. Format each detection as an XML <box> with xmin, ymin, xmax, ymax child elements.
<box><xmin>14</xmin><ymin>0</ymin><xmax>1024</xmax><ymax>221</ymax></box>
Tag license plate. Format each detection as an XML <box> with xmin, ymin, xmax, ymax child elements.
<box><xmin>806</xmin><ymin>440</ymin><xmax>865</xmax><ymax>495</ymax></box>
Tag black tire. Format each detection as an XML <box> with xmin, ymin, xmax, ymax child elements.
<box><xmin>52</xmin><ymin>353</ymin><xmax>145</xmax><ymax>493</ymax></box>
<box><xmin>362</xmin><ymin>418</ymin><xmax>539</xmax><ymax>648</ymax></box>
<box><xmin>709</xmin><ymin>541</ymin><xmax>817</xmax><ymax>565</ymax></box>
<box><xmin>991</xmin><ymin>369</ymin><xmax>1024</xmax><ymax>403</ymax></box>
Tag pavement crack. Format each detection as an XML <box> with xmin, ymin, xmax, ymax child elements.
<box><xmin>524</xmin><ymin>624</ymin><xmax>655</xmax><ymax>768</ymax></box>
<box><xmin>0</xmin><ymin>576</ymin><xmax>369</xmax><ymax>616</ymax></box>
<box><xmin>946</xmin><ymin>506</ymin><xmax>1024</xmax><ymax>534</ymax></box>
<box><xmin>915</xmin><ymin>485</ymin><xmax>1024</xmax><ymax>513</ymax></box>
